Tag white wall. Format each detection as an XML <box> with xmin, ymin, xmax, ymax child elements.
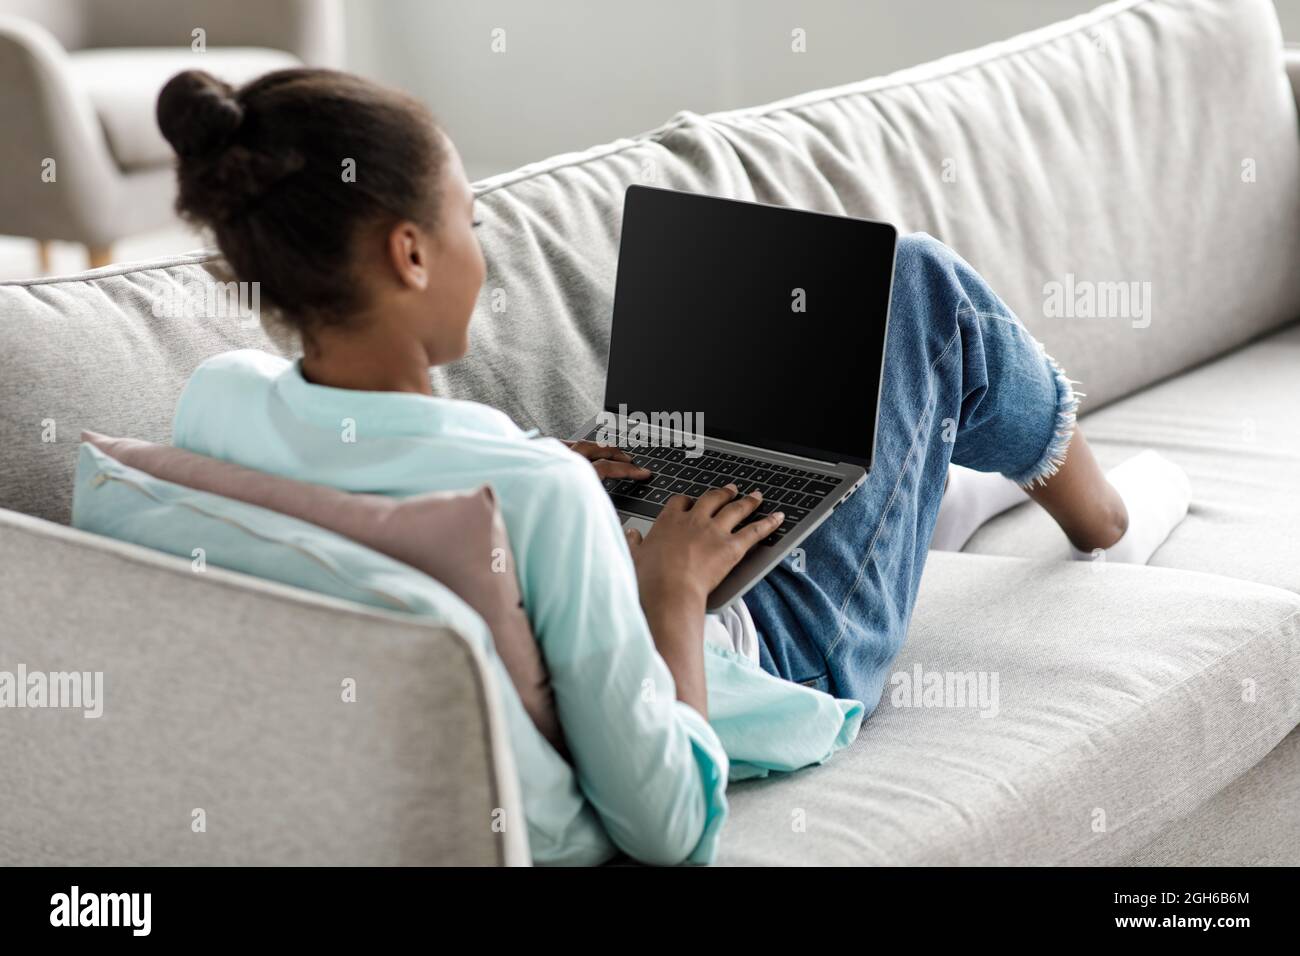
<box><xmin>343</xmin><ymin>0</ymin><xmax>1300</xmax><ymax>181</ymax></box>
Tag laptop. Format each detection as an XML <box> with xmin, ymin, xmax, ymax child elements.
<box><xmin>573</xmin><ymin>185</ymin><xmax>898</xmax><ymax>611</ymax></box>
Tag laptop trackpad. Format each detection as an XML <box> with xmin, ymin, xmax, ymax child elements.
<box><xmin>621</xmin><ymin>515</ymin><xmax>655</xmax><ymax>536</ymax></box>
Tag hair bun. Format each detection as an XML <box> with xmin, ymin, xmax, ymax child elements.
<box><xmin>160</xmin><ymin>70</ymin><xmax>307</xmax><ymax>224</ymax></box>
<box><xmin>198</xmin><ymin>145</ymin><xmax>307</xmax><ymax>223</ymax></box>
<box><xmin>157</xmin><ymin>70</ymin><xmax>244</xmax><ymax>159</ymax></box>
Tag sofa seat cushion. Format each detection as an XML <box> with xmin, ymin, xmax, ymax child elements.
<box><xmin>965</xmin><ymin>321</ymin><xmax>1300</xmax><ymax>593</ymax></box>
<box><xmin>1119</xmin><ymin>725</ymin><xmax>1300</xmax><ymax>865</ymax></box>
<box><xmin>67</xmin><ymin>47</ymin><xmax>301</xmax><ymax>170</ymax></box>
<box><xmin>716</xmin><ymin>552</ymin><xmax>1300</xmax><ymax>865</ymax></box>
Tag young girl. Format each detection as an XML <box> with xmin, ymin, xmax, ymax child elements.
<box><xmin>156</xmin><ymin>68</ymin><xmax>1190</xmax><ymax>865</ymax></box>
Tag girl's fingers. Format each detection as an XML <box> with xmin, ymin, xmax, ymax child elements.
<box><xmin>716</xmin><ymin>490</ymin><xmax>763</xmax><ymax>529</ymax></box>
<box><xmin>737</xmin><ymin>510</ymin><xmax>785</xmax><ymax>545</ymax></box>
<box><xmin>743</xmin><ymin>512</ymin><xmax>780</xmax><ymax>541</ymax></box>
<box><xmin>692</xmin><ymin>483</ymin><xmax>740</xmax><ymax>516</ymax></box>
<box><xmin>624</xmin><ymin>528</ymin><xmax>643</xmax><ymax>549</ymax></box>
<box><xmin>661</xmin><ymin>493</ymin><xmax>691</xmax><ymax>513</ymax></box>
<box><xmin>593</xmin><ymin>459</ymin><xmax>652</xmax><ymax>480</ymax></box>
<box><xmin>570</xmin><ymin>439</ymin><xmax>633</xmax><ymax>463</ymax></box>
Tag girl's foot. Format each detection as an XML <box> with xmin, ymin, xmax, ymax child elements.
<box><xmin>930</xmin><ymin>463</ymin><xmax>1029</xmax><ymax>551</ymax></box>
<box><xmin>1069</xmin><ymin>450</ymin><xmax>1191</xmax><ymax>565</ymax></box>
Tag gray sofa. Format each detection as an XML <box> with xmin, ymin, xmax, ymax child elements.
<box><xmin>2</xmin><ymin>0</ymin><xmax>1298</xmax><ymax>866</ymax></box>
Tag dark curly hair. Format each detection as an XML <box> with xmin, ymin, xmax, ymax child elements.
<box><xmin>156</xmin><ymin>68</ymin><xmax>445</xmax><ymax>332</ymax></box>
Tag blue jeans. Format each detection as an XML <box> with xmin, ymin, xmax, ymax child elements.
<box><xmin>744</xmin><ymin>233</ymin><xmax>1076</xmax><ymax>710</ymax></box>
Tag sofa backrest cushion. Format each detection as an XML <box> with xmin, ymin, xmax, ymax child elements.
<box><xmin>0</xmin><ymin>253</ymin><xmax>287</xmax><ymax>522</ymax></box>
<box><xmin>3</xmin><ymin>0</ymin><xmax>1297</xmax><ymax>524</ymax></box>
<box><xmin>446</xmin><ymin>0</ymin><xmax>1300</xmax><ymax>435</ymax></box>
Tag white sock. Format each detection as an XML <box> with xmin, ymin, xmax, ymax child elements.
<box><xmin>1070</xmin><ymin>450</ymin><xmax>1191</xmax><ymax>566</ymax></box>
<box><xmin>930</xmin><ymin>463</ymin><xmax>1029</xmax><ymax>552</ymax></box>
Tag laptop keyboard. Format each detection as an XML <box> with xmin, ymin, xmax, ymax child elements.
<box><xmin>582</xmin><ymin>429</ymin><xmax>842</xmax><ymax>547</ymax></box>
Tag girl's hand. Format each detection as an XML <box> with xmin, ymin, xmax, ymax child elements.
<box><xmin>622</xmin><ymin>484</ymin><xmax>784</xmax><ymax>717</ymax></box>
<box><xmin>624</xmin><ymin>484</ymin><xmax>785</xmax><ymax>609</ymax></box>
<box><xmin>562</xmin><ymin>439</ymin><xmax>652</xmax><ymax>482</ymax></box>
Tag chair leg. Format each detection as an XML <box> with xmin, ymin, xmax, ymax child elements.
<box><xmin>87</xmin><ymin>244</ymin><xmax>113</xmax><ymax>269</ymax></box>
<box><xmin>36</xmin><ymin>240</ymin><xmax>51</xmax><ymax>274</ymax></box>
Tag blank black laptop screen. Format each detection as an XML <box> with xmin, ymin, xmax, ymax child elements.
<box><xmin>604</xmin><ymin>185</ymin><xmax>897</xmax><ymax>469</ymax></box>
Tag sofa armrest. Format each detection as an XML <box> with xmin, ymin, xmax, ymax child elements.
<box><xmin>0</xmin><ymin>508</ymin><xmax>528</xmax><ymax>865</ymax></box>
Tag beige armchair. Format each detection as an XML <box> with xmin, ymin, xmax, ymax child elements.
<box><xmin>0</xmin><ymin>0</ymin><xmax>343</xmax><ymax>270</ymax></box>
